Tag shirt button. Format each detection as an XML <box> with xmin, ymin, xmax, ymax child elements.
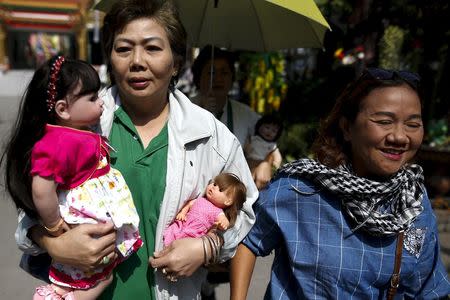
<box><xmin>133</xmin><ymin>135</ymin><xmax>138</xmax><ymax>140</ymax></box>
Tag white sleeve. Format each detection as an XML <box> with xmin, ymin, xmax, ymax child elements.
<box><xmin>215</xmin><ymin>128</ymin><xmax>258</xmax><ymax>261</ymax></box>
<box><xmin>15</xmin><ymin>209</ymin><xmax>46</xmax><ymax>255</ymax></box>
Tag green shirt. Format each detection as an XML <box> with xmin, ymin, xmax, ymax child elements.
<box><xmin>99</xmin><ymin>107</ymin><xmax>168</xmax><ymax>300</ymax></box>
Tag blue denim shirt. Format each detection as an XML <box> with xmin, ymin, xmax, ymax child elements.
<box><xmin>243</xmin><ymin>174</ymin><xmax>450</xmax><ymax>299</ymax></box>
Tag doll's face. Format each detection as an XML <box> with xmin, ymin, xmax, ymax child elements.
<box><xmin>206</xmin><ymin>180</ymin><xmax>233</xmax><ymax>209</ymax></box>
<box><xmin>259</xmin><ymin>123</ymin><xmax>279</xmax><ymax>141</ymax></box>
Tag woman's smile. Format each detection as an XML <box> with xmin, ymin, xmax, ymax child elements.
<box><xmin>380</xmin><ymin>148</ymin><xmax>405</xmax><ymax>161</ymax></box>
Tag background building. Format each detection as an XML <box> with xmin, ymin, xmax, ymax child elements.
<box><xmin>0</xmin><ymin>0</ymin><xmax>102</xmax><ymax>69</ymax></box>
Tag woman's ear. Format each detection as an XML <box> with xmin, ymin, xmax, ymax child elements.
<box><xmin>339</xmin><ymin>117</ymin><xmax>351</xmax><ymax>141</ymax></box>
<box><xmin>54</xmin><ymin>99</ymin><xmax>70</xmax><ymax>120</ymax></box>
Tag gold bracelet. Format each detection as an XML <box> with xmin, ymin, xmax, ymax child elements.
<box><xmin>201</xmin><ymin>236</ymin><xmax>210</xmax><ymax>266</ymax></box>
<box><xmin>43</xmin><ymin>218</ymin><xmax>64</xmax><ymax>233</ymax></box>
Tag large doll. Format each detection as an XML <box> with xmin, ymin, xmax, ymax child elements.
<box><xmin>3</xmin><ymin>56</ymin><xmax>142</xmax><ymax>300</ymax></box>
<box><xmin>163</xmin><ymin>173</ymin><xmax>246</xmax><ymax>247</ymax></box>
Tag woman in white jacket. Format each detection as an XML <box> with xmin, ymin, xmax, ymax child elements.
<box><xmin>13</xmin><ymin>0</ymin><xmax>257</xmax><ymax>299</ymax></box>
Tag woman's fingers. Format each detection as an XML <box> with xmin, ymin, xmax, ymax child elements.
<box><xmin>47</xmin><ymin>222</ymin><xmax>117</xmax><ymax>272</ymax></box>
<box><xmin>149</xmin><ymin>238</ymin><xmax>204</xmax><ymax>277</ymax></box>
<box><xmin>98</xmin><ymin>250</ymin><xmax>119</xmax><ymax>267</ymax></box>
<box><xmin>150</xmin><ymin>245</ymin><xmax>172</xmax><ymax>268</ymax></box>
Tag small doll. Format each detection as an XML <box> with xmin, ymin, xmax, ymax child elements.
<box><xmin>244</xmin><ymin>114</ymin><xmax>283</xmax><ymax>170</ymax></box>
<box><xmin>163</xmin><ymin>173</ymin><xmax>246</xmax><ymax>246</ymax></box>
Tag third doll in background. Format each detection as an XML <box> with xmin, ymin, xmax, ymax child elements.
<box><xmin>244</xmin><ymin>114</ymin><xmax>283</xmax><ymax>171</ymax></box>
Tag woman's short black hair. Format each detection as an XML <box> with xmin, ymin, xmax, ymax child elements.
<box><xmin>102</xmin><ymin>0</ymin><xmax>187</xmax><ymax>86</ymax></box>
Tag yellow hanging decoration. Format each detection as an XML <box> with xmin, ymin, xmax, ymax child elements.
<box><xmin>242</xmin><ymin>52</ymin><xmax>287</xmax><ymax>114</ymax></box>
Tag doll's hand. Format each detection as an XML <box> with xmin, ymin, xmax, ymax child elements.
<box><xmin>176</xmin><ymin>211</ymin><xmax>187</xmax><ymax>221</ymax></box>
<box><xmin>252</xmin><ymin>160</ymin><xmax>272</xmax><ymax>190</ymax></box>
<box><xmin>215</xmin><ymin>214</ymin><xmax>230</xmax><ymax>231</ymax></box>
<box><xmin>175</xmin><ymin>199</ymin><xmax>195</xmax><ymax>221</ymax></box>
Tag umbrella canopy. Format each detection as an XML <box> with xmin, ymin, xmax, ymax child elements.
<box><xmin>94</xmin><ymin>0</ymin><xmax>330</xmax><ymax>51</ymax></box>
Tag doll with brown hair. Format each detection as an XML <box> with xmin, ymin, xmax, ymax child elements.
<box><xmin>244</xmin><ymin>114</ymin><xmax>283</xmax><ymax>171</ymax></box>
<box><xmin>163</xmin><ymin>173</ymin><xmax>246</xmax><ymax>247</ymax></box>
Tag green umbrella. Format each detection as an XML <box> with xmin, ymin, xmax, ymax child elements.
<box><xmin>94</xmin><ymin>0</ymin><xmax>330</xmax><ymax>51</ymax></box>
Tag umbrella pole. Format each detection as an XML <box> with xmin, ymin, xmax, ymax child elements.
<box><xmin>209</xmin><ymin>0</ymin><xmax>219</xmax><ymax>92</ymax></box>
<box><xmin>209</xmin><ymin>44</ymin><xmax>215</xmax><ymax>92</ymax></box>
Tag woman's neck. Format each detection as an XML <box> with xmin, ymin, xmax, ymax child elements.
<box><xmin>120</xmin><ymin>93</ymin><xmax>170</xmax><ymax>148</ymax></box>
<box><xmin>200</xmin><ymin>92</ymin><xmax>228</xmax><ymax>116</ymax></box>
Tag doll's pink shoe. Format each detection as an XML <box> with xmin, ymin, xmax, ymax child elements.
<box><xmin>33</xmin><ymin>284</ymin><xmax>74</xmax><ymax>300</ymax></box>
<box><xmin>61</xmin><ymin>291</ymin><xmax>75</xmax><ymax>300</ymax></box>
<box><xmin>33</xmin><ymin>284</ymin><xmax>63</xmax><ymax>300</ymax></box>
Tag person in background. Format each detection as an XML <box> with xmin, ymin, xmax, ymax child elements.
<box><xmin>191</xmin><ymin>45</ymin><xmax>279</xmax><ymax>190</ymax></box>
<box><xmin>191</xmin><ymin>45</ymin><xmax>275</xmax><ymax>299</ymax></box>
<box><xmin>231</xmin><ymin>68</ymin><xmax>450</xmax><ymax>299</ymax></box>
<box><xmin>11</xmin><ymin>1</ymin><xmax>258</xmax><ymax>299</ymax></box>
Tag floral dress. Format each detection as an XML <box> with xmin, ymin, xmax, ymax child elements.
<box><xmin>31</xmin><ymin>124</ymin><xmax>143</xmax><ymax>289</ymax></box>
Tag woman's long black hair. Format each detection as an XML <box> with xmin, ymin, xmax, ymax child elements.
<box><xmin>0</xmin><ymin>56</ymin><xmax>100</xmax><ymax>217</ymax></box>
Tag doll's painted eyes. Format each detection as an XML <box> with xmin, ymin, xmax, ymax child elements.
<box><xmin>208</xmin><ymin>179</ymin><xmax>224</xmax><ymax>192</ymax></box>
<box><xmin>213</xmin><ymin>183</ymin><xmax>223</xmax><ymax>192</ymax></box>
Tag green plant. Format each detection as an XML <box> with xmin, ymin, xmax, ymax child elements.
<box><xmin>278</xmin><ymin>122</ymin><xmax>318</xmax><ymax>163</ymax></box>
<box><xmin>379</xmin><ymin>25</ymin><xmax>406</xmax><ymax>69</ymax></box>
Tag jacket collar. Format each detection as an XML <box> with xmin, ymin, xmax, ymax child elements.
<box><xmin>168</xmin><ymin>89</ymin><xmax>213</xmax><ymax>145</ymax></box>
<box><xmin>105</xmin><ymin>86</ymin><xmax>212</xmax><ymax>145</ymax></box>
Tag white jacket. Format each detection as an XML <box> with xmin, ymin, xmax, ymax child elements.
<box><xmin>16</xmin><ymin>87</ymin><xmax>258</xmax><ymax>300</ymax></box>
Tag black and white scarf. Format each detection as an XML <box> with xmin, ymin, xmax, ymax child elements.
<box><xmin>280</xmin><ymin>158</ymin><xmax>425</xmax><ymax>236</ymax></box>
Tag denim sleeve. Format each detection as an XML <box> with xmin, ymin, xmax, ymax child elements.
<box><xmin>412</xmin><ymin>194</ymin><xmax>450</xmax><ymax>298</ymax></box>
<box><xmin>242</xmin><ymin>179</ymin><xmax>283</xmax><ymax>257</ymax></box>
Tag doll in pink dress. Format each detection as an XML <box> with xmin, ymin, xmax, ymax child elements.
<box><xmin>163</xmin><ymin>173</ymin><xmax>247</xmax><ymax>246</ymax></box>
<box><xmin>4</xmin><ymin>56</ymin><xmax>142</xmax><ymax>300</ymax></box>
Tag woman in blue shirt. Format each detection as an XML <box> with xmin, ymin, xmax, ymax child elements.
<box><xmin>231</xmin><ymin>68</ymin><xmax>450</xmax><ymax>299</ymax></box>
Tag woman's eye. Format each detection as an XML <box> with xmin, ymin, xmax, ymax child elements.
<box><xmin>406</xmin><ymin>122</ymin><xmax>422</xmax><ymax>128</ymax></box>
<box><xmin>146</xmin><ymin>45</ymin><xmax>161</xmax><ymax>51</ymax></box>
<box><xmin>374</xmin><ymin>120</ymin><xmax>392</xmax><ymax>125</ymax></box>
<box><xmin>115</xmin><ymin>47</ymin><xmax>130</xmax><ymax>53</ymax></box>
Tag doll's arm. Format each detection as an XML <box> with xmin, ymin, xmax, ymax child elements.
<box><xmin>215</xmin><ymin>213</ymin><xmax>230</xmax><ymax>231</ymax></box>
<box><xmin>270</xmin><ymin>148</ymin><xmax>283</xmax><ymax>169</ymax></box>
<box><xmin>243</xmin><ymin>139</ymin><xmax>252</xmax><ymax>157</ymax></box>
<box><xmin>32</xmin><ymin>175</ymin><xmax>69</xmax><ymax>236</ymax></box>
<box><xmin>176</xmin><ymin>199</ymin><xmax>196</xmax><ymax>221</ymax></box>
